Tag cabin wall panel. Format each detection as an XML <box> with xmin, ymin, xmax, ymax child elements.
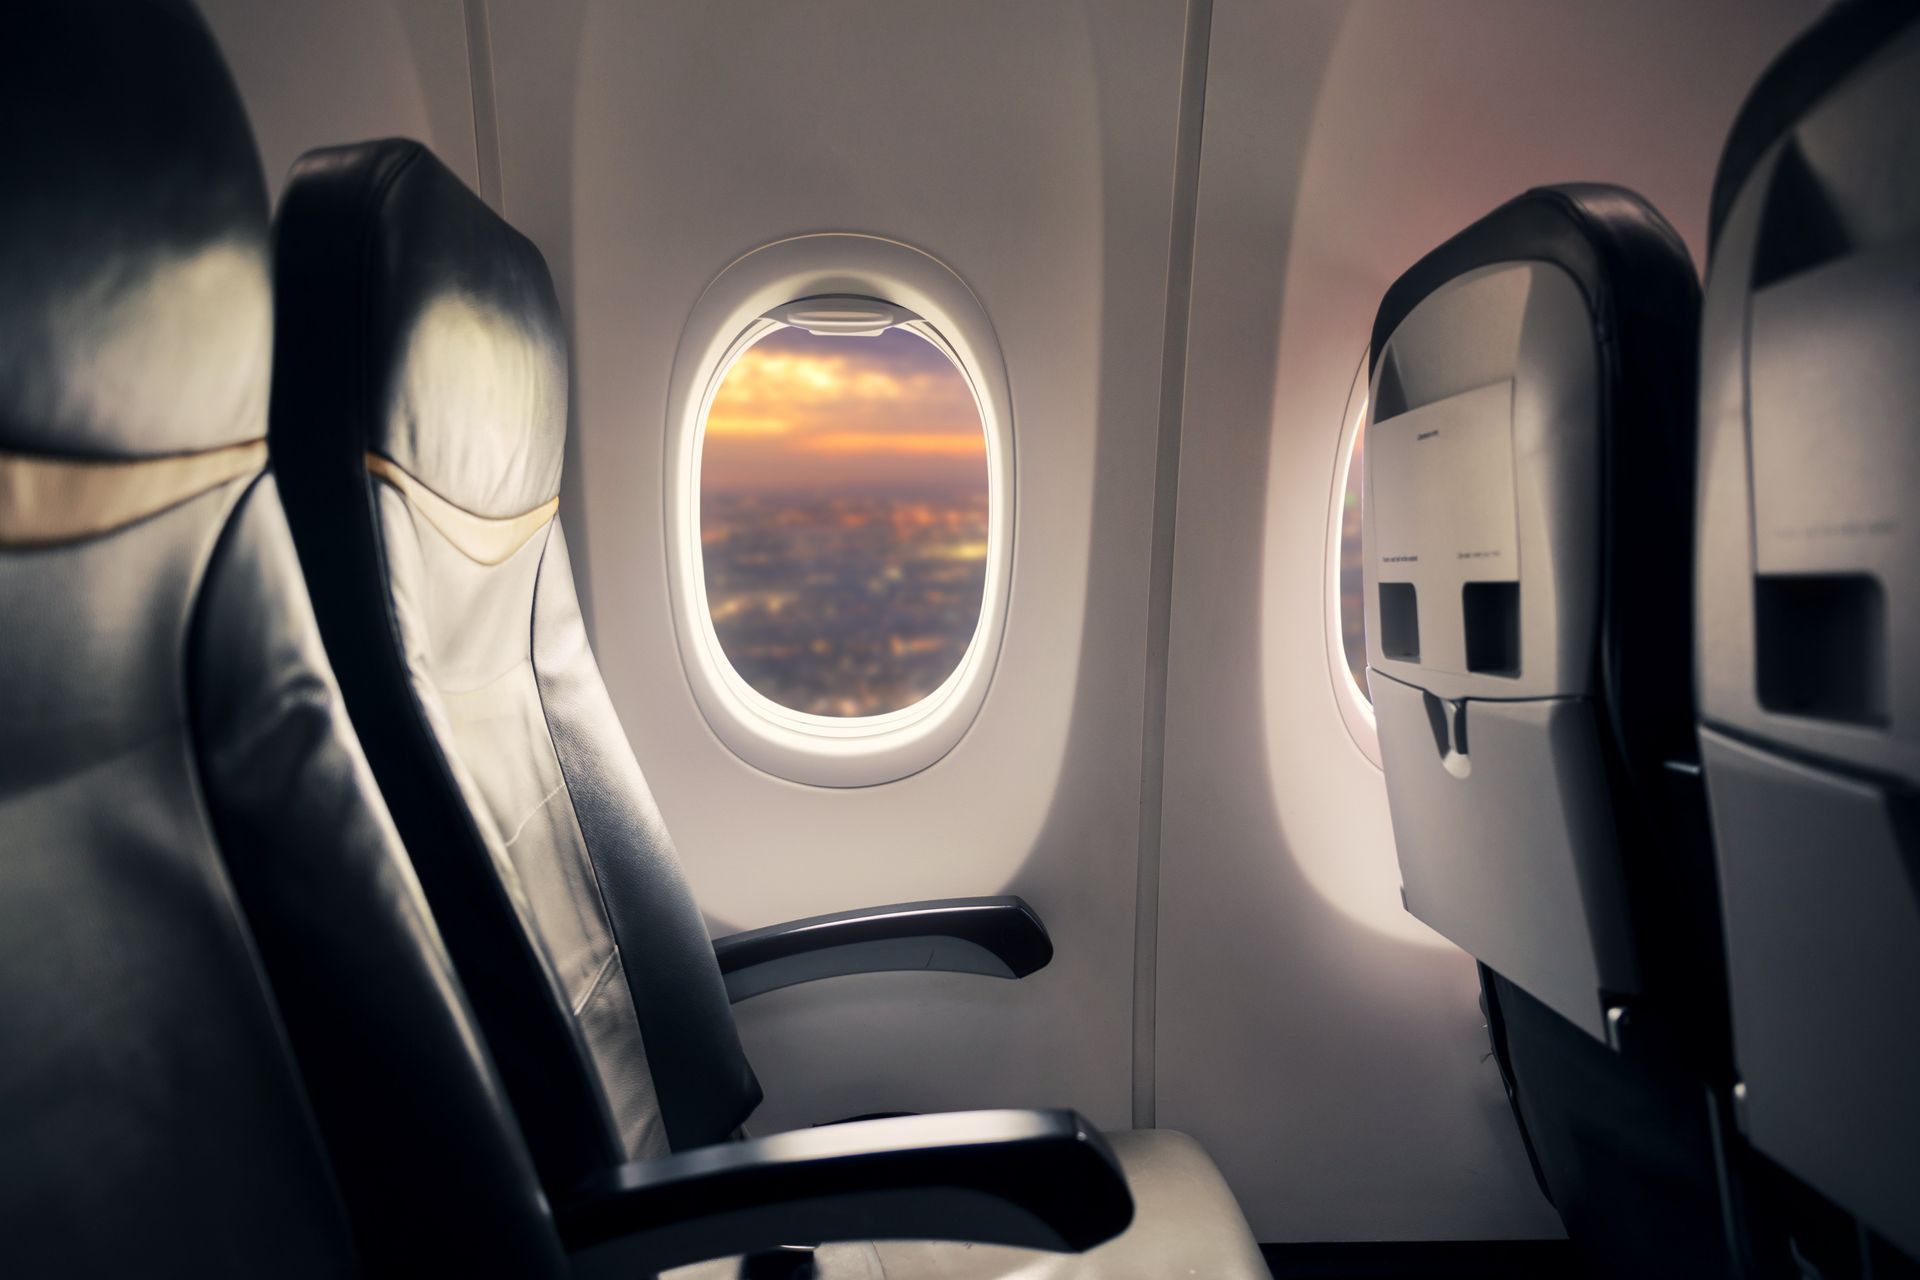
<box><xmin>486</xmin><ymin>0</ymin><xmax>1192</xmax><ymax>1139</ymax></box>
<box><xmin>198</xmin><ymin>0</ymin><xmax>479</xmax><ymax>202</ymax></box>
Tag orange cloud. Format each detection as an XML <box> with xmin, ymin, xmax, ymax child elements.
<box><xmin>701</xmin><ymin>327</ymin><xmax>988</xmax><ymax>491</ymax></box>
<box><xmin>796</xmin><ymin>431</ymin><xmax>986</xmax><ymax>457</ymax></box>
<box><xmin>710</xmin><ymin>347</ymin><xmax>975</xmax><ymax>425</ymax></box>
<box><xmin>704</xmin><ymin>413</ymin><xmax>792</xmax><ymax>437</ymax></box>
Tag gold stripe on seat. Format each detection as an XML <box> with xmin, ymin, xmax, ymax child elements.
<box><xmin>366</xmin><ymin>453</ymin><xmax>557</xmax><ymax>566</ymax></box>
<box><xmin>0</xmin><ymin>439</ymin><xmax>267</xmax><ymax>549</ymax></box>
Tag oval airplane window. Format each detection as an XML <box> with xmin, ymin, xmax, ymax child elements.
<box><xmin>1325</xmin><ymin>351</ymin><xmax>1380</xmax><ymax>765</ymax></box>
<box><xmin>663</xmin><ymin>234</ymin><xmax>1015</xmax><ymax>788</ymax></box>
<box><xmin>699</xmin><ymin>323</ymin><xmax>989</xmax><ymax>718</ymax></box>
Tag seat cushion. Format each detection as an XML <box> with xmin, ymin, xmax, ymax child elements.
<box><xmin>663</xmin><ymin>1129</ymin><xmax>1266</xmax><ymax>1280</ymax></box>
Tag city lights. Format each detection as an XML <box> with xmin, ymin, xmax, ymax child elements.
<box><xmin>700</xmin><ymin>325</ymin><xmax>990</xmax><ymax>717</ymax></box>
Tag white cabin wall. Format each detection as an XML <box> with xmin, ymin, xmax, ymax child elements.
<box><xmin>484</xmin><ymin>0</ymin><xmax>1195</xmax><ymax>1139</ymax></box>
<box><xmin>1156</xmin><ymin>0</ymin><xmax>1823</xmax><ymax>1241</ymax></box>
<box><xmin>198</xmin><ymin>0</ymin><xmax>480</xmax><ymax>203</ymax></box>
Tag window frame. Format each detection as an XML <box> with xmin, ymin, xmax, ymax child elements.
<box><xmin>1324</xmin><ymin>349</ymin><xmax>1381</xmax><ymax>767</ymax></box>
<box><xmin>663</xmin><ymin>234</ymin><xmax>1014</xmax><ymax>787</ymax></box>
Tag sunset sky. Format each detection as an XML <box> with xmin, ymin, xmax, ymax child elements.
<box><xmin>700</xmin><ymin>325</ymin><xmax>988</xmax><ymax>493</ymax></box>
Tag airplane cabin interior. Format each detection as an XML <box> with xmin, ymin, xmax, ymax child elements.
<box><xmin>2</xmin><ymin>1</ymin><xmax>1917</xmax><ymax>1276</ymax></box>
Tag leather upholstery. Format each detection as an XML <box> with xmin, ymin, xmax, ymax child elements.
<box><xmin>345</xmin><ymin>142</ymin><xmax>568</xmax><ymax>520</ymax></box>
<box><xmin>534</xmin><ymin>525</ymin><xmax>771</xmax><ymax>1156</ymax></box>
<box><xmin>0</xmin><ymin>2</ymin><xmax>269</xmax><ymax>461</ymax></box>
<box><xmin>0</xmin><ymin>439</ymin><xmax>268</xmax><ymax>547</ymax></box>
<box><xmin>658</xmin><ymin>1131</ymin><xmax>1269</xmax><ymax>1280</ymax></box>
<box><xmin>269</xmin><ymin>140</ymin><xmax>761</xmax><ymax>1187</ymax></box>
<box><xmin>191</xmin><ymin>479</ymin><xmax>568</xmax><ymax>1277</ymax></box>
<box><xmin>2</xmin><ymin>477</ymin><xmax>354</xmax><ymax>1277</ymax></box>
<box><xmin>1</xmin><ymin>5</ymin><xmax>562</xmax><ymax>1274</ymax></box>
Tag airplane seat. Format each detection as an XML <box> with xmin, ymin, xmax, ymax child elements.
<box><xmin>269</xmin><ymin>138</ymin><xmax>759</xmax><ymax>1183</ymax></box>
<box><xmin>0</xmin><ymin>2</ymin><xmax>567</xmax><ymax>1274</ymax></box>
<box><xmin>266</xmin><ymin>137</ymin><xmax>1267</xmax><ymax>1277</ymax></box>
<box><xmin>1364</xmin><ymin>185</ymin><xmax>1737</xmax><ymax>1273</ymax></box>
<box><xmin>1697</xmin><ymin>1</ymin><xmax>1920</xmax><ymax>1265</ymax></box>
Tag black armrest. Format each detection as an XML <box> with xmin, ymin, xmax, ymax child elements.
<box><xmin>712</xmin><ymin>896</ymin><xmax>1053</xmax><ymax>1002</ymax></box>
<box><xmin>556</xmin><ymin>1109</ymin><xmax>1132</xmax><ymax>1274</ymax></box>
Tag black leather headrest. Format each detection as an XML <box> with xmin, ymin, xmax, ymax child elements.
<box><xmin>1709</xmin><ymin>0</ymin><xmax>1920</xmax><ymax>255</ymax></box>
<box><xmin>273</xmin><ymin>140</ymin><xmax>567</xmax><ymax>519</ymax></box>
<box><xmin>1371</xmin><ymin>184</ymin><xmax>1694</xmax><ymax>382</ymax></box>
<box><xmin>0</xmin><ymin>0</ymin><xmax>270</xmax><ymax>460</ymax></box>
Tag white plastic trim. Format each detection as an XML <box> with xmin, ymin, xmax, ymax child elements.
<box><xmin>663</xmin><ymin>234</ymin><xmax>1015</xmax><ymax>788</ymax></box>
<box><xmin>1324</xmin><ymin>350</ymin><xmax>1381</xmax><ymax>768</ymax></box>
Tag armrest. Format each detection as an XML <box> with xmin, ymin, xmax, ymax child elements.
<box><xmin>712</xmin><ymin>896</ymin><xmax>1053</xmax><ymax>1002</ymax></box>
<box><xmin>555</xmin><ymin>1109</ymin><xmax>1132</xmax><ymax>1274</ymax></box>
